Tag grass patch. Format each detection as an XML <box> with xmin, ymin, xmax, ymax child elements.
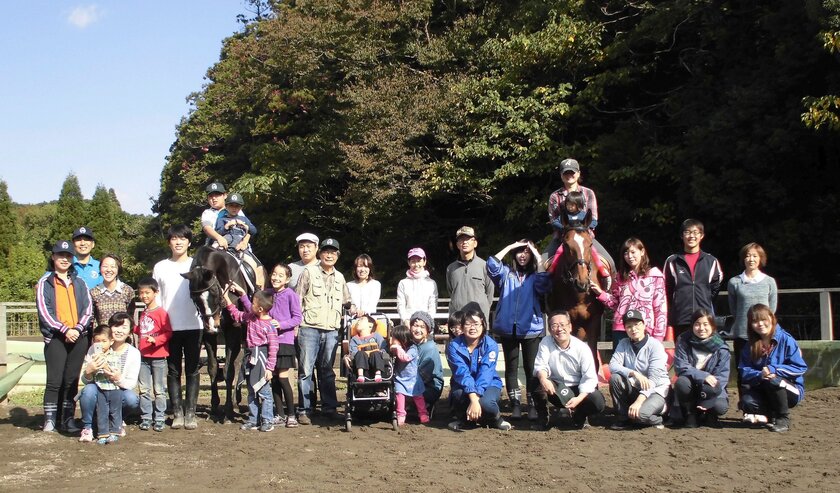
<box><xmin>4</xmin><ymin>388</ymin><xmax>44</xmax><ymax>408</ymax></box>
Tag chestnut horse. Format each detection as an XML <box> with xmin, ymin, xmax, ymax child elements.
<box><xmin>181</xmin><ymin>246</ymin><xmax>263</xmax><ymax>422</ymax></box>
<box><xmin>545</xmin><ymin>213</ymin><xmax>611</xmax><ymax>363</ymax></box>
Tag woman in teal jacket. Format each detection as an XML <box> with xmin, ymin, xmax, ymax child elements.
<box><xmin>487</xmin><ymin>239</ymin><xmax>551</xmax><ymax>419</ymax></box>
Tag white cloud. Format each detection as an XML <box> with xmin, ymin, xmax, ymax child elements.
<box><xmin>67</xmin><ymin>5</ymin><xmax>101</xmax><ymax>29</ymax></box>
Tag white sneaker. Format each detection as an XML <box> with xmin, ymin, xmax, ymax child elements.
<box><xmin>754</xmin><ymin>414</ymin><xmax>768</xmax><ymax>424</ymax></box>
<box><xmin>742</xmin><ymin>413</ymin><xmax>756</xmax><ymax>424</ymax></box>
<box><xmin>79</xmin><ymin>428</ymin><xmax>94</xmax><ymax>443</ymax></box>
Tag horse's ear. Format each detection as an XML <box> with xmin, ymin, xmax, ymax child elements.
<box><xmin>584</xmin><ymin>209</ymin><xmax>593</xmax><ymax>229</ymax></box>
<box><xmin>180</xmin><ymin>271</ymin><xmax>192</xmax><ymax>280</ymax></box>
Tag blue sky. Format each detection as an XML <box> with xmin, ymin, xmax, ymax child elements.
<box><xmin>0</xmin><ymin>1</ymin><xmax>247</xmax><ymax>214</ymax></box>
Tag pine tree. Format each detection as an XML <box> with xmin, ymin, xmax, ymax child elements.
<box><xmin>86</xmin><ymin>184</ymin><xmax>124</xmax><ymax>257</ymax></box>
<box><xmin>48</xmin><ymin>173</ymin><xmax>86</xmax><ymax>248</ymax></box>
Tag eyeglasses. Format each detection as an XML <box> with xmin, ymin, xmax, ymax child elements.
<box><xmin>463</xmin><ymin>321</ymin><xmax>482</xmax><ymax>329</ymax></box>
<box><xmin>549</xmin><ymin>322</ymin><xmax>571</xmax><ymax>329</ymax></box>
<box><xmin>682</xmin><ymin>230</ymin><xmax>702</xmax><ymax>237</ymax></box>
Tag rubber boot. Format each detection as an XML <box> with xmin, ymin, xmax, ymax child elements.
<box><xmin>168</xmin><ymin>375</ymin><xmax>184</xmax><ymax>429</ymax></box>
<box><xmin>60</xmin><ymin>401</ymin><xmax>80</xmax><ymax>433</ymax></box>
<box><xmin>183</xmin><ymin>373</ymin><xmax>200</xmax><ymax>430</ymax></box>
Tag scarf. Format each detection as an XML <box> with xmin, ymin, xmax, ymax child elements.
<box><xmin>688</xmin><ymin>333</ymin><xmax>725</xmax><ymax>352</ymax></box>
<box><xmin>405</xmin><ymin>268</ymin><xmax>430</xmax><ymax>280</ymax></box>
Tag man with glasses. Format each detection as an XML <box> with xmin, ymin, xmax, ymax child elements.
<box><xmin>295</xmin><ymin>238</ymin><xmax>354</xmax><ymax>423</ymax></box>
<box><xmin>531</xmin><ymin>310</ymin><xmax>606</xmax><ymax>430</ymax></box>
<box><xmin>663</xmin><ymin>219</ymin><xmax>723</xmax><ymax>338</ymax></box>
<box><xmin>446</xmin><ymin>226</ymin><xmax>495</xmax><ymax>320</ymax></box>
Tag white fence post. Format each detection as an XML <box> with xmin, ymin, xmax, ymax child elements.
<box><xmin>820</xmin><ymin>290</ymin><xmax>834</xmax><ymax>341</ymax></box>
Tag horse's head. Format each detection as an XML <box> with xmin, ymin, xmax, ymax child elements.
<box><xmin>561</xmin><ymin>221</ymin><xmax>594</xmax><ymax>293</ymax></box>
<box><xmin>181</xmin><ymin>266</ymin><xmax>222</xmax><ymax>334</ymax></box>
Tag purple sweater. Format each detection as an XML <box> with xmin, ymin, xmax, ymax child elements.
<box><xmin>240</xmin><ymin>290</ymin><xmax>302</xmax><ymax>345</ymax></box>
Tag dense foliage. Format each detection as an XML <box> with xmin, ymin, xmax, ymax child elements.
<box><xmin>153</xmin><ymin>0</ymin><xmax>836</xmax><ymax>292</ymax></box>
<box><xmin>0</xmin><ymin>176</ymin><xmax>159</xmax><ymax>301</ymax></box>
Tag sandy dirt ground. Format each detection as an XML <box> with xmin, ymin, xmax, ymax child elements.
<box><xmin>1</xmin><ymin>385</ymin><xmax>839</xmax><ymax>492</ymax></box>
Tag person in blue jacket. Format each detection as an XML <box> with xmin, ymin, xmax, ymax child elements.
<box><xmin>487</xmin><ymin>239</ymin><xmax>552</xmax><ymax>420</ymax></box>
<box><xmin>446</xmin><ymin>303</ymin><xmax>510</xmax><ymax>431</ymax></box>
<box><xmin>672</xmin><ymin>309</ymin><xmax>730</xmax><ymax>428</ymax></box>
<box><xmin>738</xmin><ymin>304</ymin><xmax>807</xmax><ymax>433</ymax></box>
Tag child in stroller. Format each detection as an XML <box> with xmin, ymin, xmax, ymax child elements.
<box><xmin>349</xmin><ymin>315</ymin><xmax>390</xmax><ymax>383</ymax></box>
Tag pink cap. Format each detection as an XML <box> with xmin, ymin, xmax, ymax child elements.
<box><xmin>407</xmin><ymin>247</ymin><xmax>426</xmax><ymax>259</ymax></box>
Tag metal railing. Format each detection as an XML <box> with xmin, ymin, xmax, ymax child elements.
<box><xmin>3</xmin><ymin>288</ymin><xmax>839</xmax><ymax>365</ymax></box>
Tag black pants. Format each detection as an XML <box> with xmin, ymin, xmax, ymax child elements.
<box><xmin>673</xmin><ymin>375</ymin><xmax>728</xmax><ymax>417</ymax></box>
<box><xmin>353</xmin><ymin>350</ymin><xmax>389</xmax><ymax>375</ymax></box>
<box><xmin>532</xmin><ymin>383</ymin><xmax>606</xmax><ymax>425</ymax></box>
<box><xmin>500</xmin><ymin>337</ymin><xmax>540</xmax><ymax>404</ymax></box>
<box><xmin>44</xmin><ymin>334</ymin><xmax>88</xmax><ymax>420</ymax></box>
<box><xmin>740</xmin><ymin>380</ymin><xmax>799</xmax><ymax>418</ymax></box>
<box><xmin>167</xmin><ymin>330</ymin><xmax>202</xmax><ymax>384</ymax></box>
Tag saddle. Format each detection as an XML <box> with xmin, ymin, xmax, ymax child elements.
<box><xmin>222</xmin><ymin>250</ymin><xmax>257</xmax><ymax>295</ymax></box>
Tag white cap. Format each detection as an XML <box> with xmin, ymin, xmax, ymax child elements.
<box><xmin>296</xmin><ymin>232</ymin><xmax>319</xmax><ymax>245</ymax></box>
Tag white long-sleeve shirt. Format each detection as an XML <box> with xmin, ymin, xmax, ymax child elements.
<box><xmin>533</xmin><ymin>335</ymin><xmax>598</xmax><ymax>394</ymax></box>
<box><xmin>347</xmin><ymin>280</ymin><xmax>381</xmax><ymax>315</ymax></box>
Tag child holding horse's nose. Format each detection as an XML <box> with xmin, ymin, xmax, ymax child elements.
<box><xmin>224</xmin><ymin>288</ymin><xmax>279</xmax><ymax>432</ymax></box>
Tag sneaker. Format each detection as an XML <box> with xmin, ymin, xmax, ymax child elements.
<box><xmin>107</xmin><ymin>434</ymin><xmax>119</xmax><ymax>444</ymax></box>
<box><xmin>496</xmin><ymin>418</ymin><xmax>512</xmax><ymax>431</ymax></box>
<box><xmin>374</xmin><ymin>372</ymin><xmax>382</xmax><ymax>383</ymax></box>
<box><xmin>397</xmin><ymin>415</ymin><xmax>406</xmax><ymax>426</ymax></box>
<box><xmin>153</xmin><ymin>421</ymin><xmax>165</xmax><ymax>432</ymax></box>
<box><xmin>285</xmin><ymin>416</ymin><xmax>299</xmax><ymax>428</ymax></box>
<box><xmin>259</xmin><ymin>422</ymin><xmax>274</xmax><ymax>432</ymax></box>
<box><xmin>769</xmin><ymin>417</ymin><xmax>790</xmax><ymax>433</ymax></box>
<box><xmin>240</xmin><ymin>422</ymin><xmax>259</xmax><ymax>431</ymax></box>
<box><xmin>754</xmin><ymin>414</ymin><xmax>768</xmax><ymax>425</ymax></box>
<box><xmin>447</xmin><ymin>420</ymin><xmax>464</xmax><ymax>432</ymax></box>
<box><xmin>510</xmin><ymin>402</ymin><xmax>522</xmax><ymax>420</ymax></box>
<box><xmin>742</xmin><ymin>413</ymin><xmax>756</xmax><ymax>424</ymax></box>
<box><xmin>419</xmin><ymin>413</ymin><xmax>430</xmax><ymax>424</ymax></box>
<box><xmin>532</xmin><ymin>417</ymin><xmax>550</xmax><ymax>431</ymax></box>
<box><xmin>356</xmin><ymin>376</ymin><xmax>365</xmax><ymax>383</ymax></box>
<box><xmin>79</xmin><ymin>428</ymin><xmax>94</xmax><ymax>443</ymax></box>
<box><xmin>610</xmin><ymin>419</ymin><xmax>630</xmax><ymax>431</ymax></box>
<box><xmin>273</xmin><ymin>414</ymin><xmax>285</xmax><ymax>425</ymax></box>
<box><xmin>96</xmin><ymin>437</ymin><xmax>109</xmax><ymax>445</ymax></box>
<box><xmin>571</xmin><ymin>418</ymin><xmax>591</xmax><ymax>430</ymax></box>
<box><xmin>118</xmin><ymin>422</ymin><xmax>127</xmax><ymax>437</ymax></box>
<box><xmin>139</xmin><ymin>419</ymin><xmax>152</xmax><ymax>431</ymax></box>
<box><xmin>653</xmin><ymin>424</ymin><xmax>665</xmax><ymax>430</ymax></box>
<box><xmin>297</xmin><ymin>414</ymin><xmax>311</xmax><ymax>426</ymax></box>
<box><xmin>323</xmin><ymin>409</ymin><xmax>342</xmax><ymax>421</ymax></box>
<box><xmin>683</xmin><ymin>413</ymin><xmax>698</xmax><ymax>429</ymax></box>
<box><xmin>43</xmin><ymin>420</ymin><xmax>56</xmax><ymax>433</ymax></box>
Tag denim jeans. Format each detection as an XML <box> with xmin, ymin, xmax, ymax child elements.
<box><xmin>248</xmin><ymin>380</ymin><xmax>275</xmax><ymax>425</ymax></box>
<box><xmin>297</xmin><ymin>326</ymin><xmax>339</xmax><ymax>414</ymax></box>
<box><xmin>96</xmin><ymin>388</ymin><xmax>122</xmax><ymax>437</ymax></box>
<box><xmin>449</xmin><ymin>385</ymin><xmax>502</xmax><ymax>424</ymax></box>
<box><xmin>80</xmin><ymin>383</ymin><xmax>140</xmax><ymax>429</ymax></box>
<box><xmin>139</xmin><ymin>357</ymin><xmax>168</xmax><ymax>421</ymax></box>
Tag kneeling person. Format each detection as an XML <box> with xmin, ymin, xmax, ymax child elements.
<box><xmin>609</xmin><ymin>309</ymin><xmax>670</xmax><ymax>429</ymax></box>
<box><xmin>532</xmin><ymin>310</ymin><xmax>605</xmax><ymax>430</ymax></box>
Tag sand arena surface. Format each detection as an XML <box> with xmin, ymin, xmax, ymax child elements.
<box><xmin>1</xmin><ymin>386</ymin><xmax>839</xmax><ymax>492</ymax></box>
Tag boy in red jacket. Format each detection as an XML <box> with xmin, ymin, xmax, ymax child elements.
<box><xmin>135</xmin><ymin>277</ymin><xmax>173</xmax><ymax>432</ymax></box>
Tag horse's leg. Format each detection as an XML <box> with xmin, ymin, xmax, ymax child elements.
<box><xmin>224</xmin><ymin>323</ymin><xmax>243</xmax><ymax>421</ymax></box>
<box><xmin>203</xmin><ymin>331</ymin><xmax>221</xmax><ymax>419</ymax></box>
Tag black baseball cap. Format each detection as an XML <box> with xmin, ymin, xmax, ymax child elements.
<box><xmin>72</xmin><ymin>226</ymin><xmax>95</xmax><ymax>240</ymax></box>
<box><xmin>623</xmin><ymin>309</ymin><xmax>645</xmax><ymax>324</ymax></box>
<box><xmin>52</xmin><ymin>240</ymin><xmax>75</xmax><ymax>255</ymax></box>
<box><xmin>206</xmin><ymin>182</ymin><xmax>226</xmax><ymax>194</ymax></box>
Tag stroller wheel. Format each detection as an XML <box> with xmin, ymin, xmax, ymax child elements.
<box><xmin>345</xmin><ymin>420</ymin><xmax>352</xmax><ymax>432</ymax></box>
<box><xmin>391</xmin><ymin>418</ymin><xmax>399</xmax><ymax>431</ymax></box>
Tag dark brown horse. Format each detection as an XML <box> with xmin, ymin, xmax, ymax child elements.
<box><xmin>181</xmin><ymin>246</ymin><xmax>263</xmax><ymax>422</ymax></box>
<box><xmin>545</xmin><ymin>213</ymin><xmax>611</xmax><ymax>363</ymax></box>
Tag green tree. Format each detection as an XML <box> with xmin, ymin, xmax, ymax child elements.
<box><xmin>48</xmin><ymin>173</ymin><xmax>86</xmax><ymax>248</ymax></box>
<box><xmin>86</xmin><ymin>184</ymin><xmax>124</xmax><ymax>257</ymax></box>
<box><xmin>0</xmin><ymin>181</ymin><xmax>17</xmax><ymax>261</ymax></box>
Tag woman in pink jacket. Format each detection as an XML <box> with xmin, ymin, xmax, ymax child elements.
<box><xmin>591</xmin><ymin>238</ymin><xmax>667</xmax><ymax>348</ymax></box>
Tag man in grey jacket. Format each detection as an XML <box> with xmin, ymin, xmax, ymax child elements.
<box><xmin>446</xmin><ymin>226</ymin><xmax>494</xmax><ymax>320</ymax></box>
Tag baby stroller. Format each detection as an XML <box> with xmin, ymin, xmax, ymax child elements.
<box><xmin>341</xmin><ymin>313</ymin><xmax>397</xmax><ymax>431</ymax></box>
